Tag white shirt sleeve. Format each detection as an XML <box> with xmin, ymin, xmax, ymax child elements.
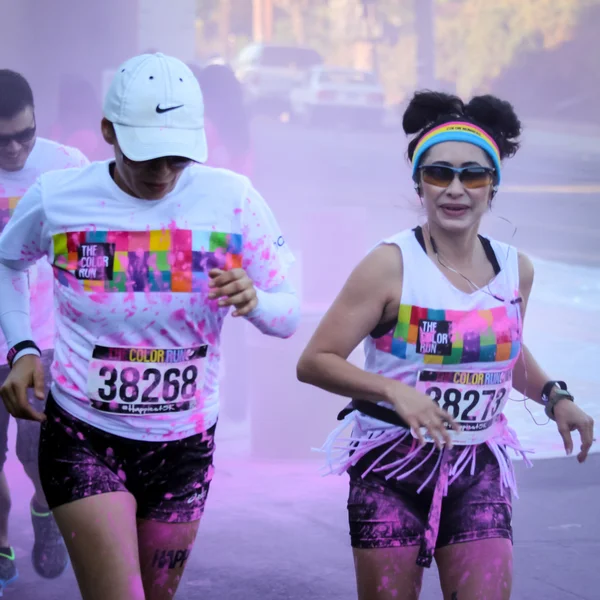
<box><xmin>0</xmin><ymin>179</ymin><xmax>48</xmax><ymax>268</ymax></box>
<box><xmin>0</xmin><ymin>180</ymin><xmax>48</xmax><ymax>359</ymax></box>
<box><xmin>241</xmin><ymin>181</ymin><xmax>295</xmax><ymax>291</ymax></box>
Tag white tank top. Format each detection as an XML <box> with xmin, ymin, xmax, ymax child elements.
<box><xmin>361</xmin><ymin>227</ymin><xmax>522</xmax><ymax>445</ymax></box>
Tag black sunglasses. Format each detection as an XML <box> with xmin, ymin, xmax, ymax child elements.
<box><xmin>418</xmin><ymin>165</ymin><xmax>496</xmax><ymax>189</ymax></box>
<box><xmin>0</xmin><ymin>125</ymin><xmax>36</xmax><ymax>148</ymax></box>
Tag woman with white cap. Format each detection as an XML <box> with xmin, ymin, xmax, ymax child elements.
<box><xmin>0</xmin><ymin>53</ymin><xmax>299</xmax><ymax>600</ymax></box>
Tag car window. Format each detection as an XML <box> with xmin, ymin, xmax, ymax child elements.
<box><xmin>237</xmin><ymin>45</ymin><xmax>261</xmax><ymax>66</ymax></box>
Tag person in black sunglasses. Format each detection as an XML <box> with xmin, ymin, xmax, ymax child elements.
<box><xmin>297</xmin><ymin>90</ymin><xmax>594</xmax><ymax>600</ymax></box>
<box><xmin>0</xmin><ymin>69</ymin><xmax>89</xmax><ymax>590</ymax></box>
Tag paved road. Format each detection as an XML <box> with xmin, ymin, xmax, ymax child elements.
<box><xmin>4</xmin><ymin>442</ymin><xmax>600</xmax><ymax>600</ymax></box>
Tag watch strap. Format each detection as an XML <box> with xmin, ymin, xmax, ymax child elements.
<box><xmin>543</xmin><ymin>384</ymin><xmax>574</xmax><ymax>421</ymax></box>
<box><xmin>7</xmin><ymin>340</ymin><xmax>41</xmax><ymax>368</ymax></box>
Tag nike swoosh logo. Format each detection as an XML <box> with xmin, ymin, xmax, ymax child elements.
<box><xmin>156</xmin><ymin>104</ymin><xmax>184</xmax><ymax>114</ymax></box>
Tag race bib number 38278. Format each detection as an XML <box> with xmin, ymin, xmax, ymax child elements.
<box><xmin>87</xmin><ymin>345</ymin><xmax>208</xmax><ymax>416</ymax></box>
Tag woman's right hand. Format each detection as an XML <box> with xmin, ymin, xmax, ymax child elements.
<box><xmin>389</xmin><ymin>384</ymin><xmax>460</xmax><ymax>449</ymax></box>
<box><xmin>0</xmin><ymin>354</ymin><xmax>47</xmax><ymax>422</ymax></box>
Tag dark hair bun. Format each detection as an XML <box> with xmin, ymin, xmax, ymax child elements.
<box><xmin>403</xmin><ymin>91</ymin><xmax>465</xmax><ymax>136</ymax></box>
<box><xmin>464</xmin><ymin>95</ymin><xmax>521</xmax><ymax>158</ymax></box>
<box><xmin>403</xmin><ymin>90</ymin><xmax>522</xmax><ymax>161</ymax></box>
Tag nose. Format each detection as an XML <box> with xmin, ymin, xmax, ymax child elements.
<box><xmin>3</xmin><ymin>140</ymin><xmax>21</xmax><ymax>155</ymax></box>
<box><xmin>445</xmin><ymin>172</ymin><xmax>465</xmax><ymax>196</ymax></box>
<box><xmin>148</xmin><ymin>158</ymin><xmax>172</xmax><ymax>176</ymax></box>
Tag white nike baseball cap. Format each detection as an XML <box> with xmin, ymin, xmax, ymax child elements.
<box><xmin>103</xmin><ymin>53</ymin><xmax>207</xmax><ymax>163</ymax></box>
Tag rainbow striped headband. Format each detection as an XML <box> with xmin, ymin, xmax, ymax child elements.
<box><xmin>411</xmin><ymin>121</ymin><xmax>502</xmax><ymax>184</ymax></box>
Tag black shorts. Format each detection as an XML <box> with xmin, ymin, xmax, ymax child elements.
<box><xmin>347</xmin><ymin>437</ymin><xmax>512</xmax><ymax>550</ymax></box>
<box><xmin>39</xmin><ymin>394</ymin><xmax>216</xmax><ymax>522</ymax></box>
<box><xmin>0</xmin><ymin>350</ymin><xmax>53</xmax><ymax>470</ymax></box>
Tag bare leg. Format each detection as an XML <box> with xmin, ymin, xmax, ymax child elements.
<box><xmin>138</xmin><ymin>518</ymin><xmax>201</xmax><ymax>600</ymax></box>
<box><xmin>436</xmin><ymin>538</ymin><xmax>513</xmax><ymax>600</ymax></box>
<box><xmin>0</xmin><ymin>471</ymin><xmax>11</xmax><ymax>547</ymax></box>
<box><xmin>17</xmin><ymin>396</ymin><xmax>69</xmax><ymax>578</ymax></box>
<box><xmin>53</xmin><ymin>492</ymin><xmax>144</xmax><ymax>600</ymax></box>
<box><xmin>353</xmin><ymin>546</ymin><xmax>425</xmax><ymax>600</ymax></box>
<box><xmin>0</xmin><ymin>373</ymin><xmax>12</xmax><ymax>548</ymax></box>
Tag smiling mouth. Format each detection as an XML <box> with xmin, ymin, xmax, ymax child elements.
<box><xmin>440</xmin><ymin>204</ymin><xmax>469</xmax><ymax>211</ymax></box>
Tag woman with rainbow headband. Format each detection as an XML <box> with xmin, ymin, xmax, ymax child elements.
<box><xmin>297</xmin><ymin>91</ymin><xmax>595</xmax><ymax>600</ymax></box>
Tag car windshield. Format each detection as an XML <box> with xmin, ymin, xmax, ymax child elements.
<box><xmin>260</xmin><ymin>47</ymin><xmax>323</xmax><ymax>69</ymax></box>
<box><xmin>318</xmin><ymin>70</ymin><xmax>377</xmax><ymax>86</ymax></box>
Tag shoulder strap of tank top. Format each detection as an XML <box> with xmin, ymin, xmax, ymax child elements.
<box><xmin>417</xmin><ymin>225</ymin><xmax>501</xmax><ymax>276</ymax></box>
<box><xmin>478</xmin><ymin>235</ymin><xmax>501</xmax><ymax>275</ymax></box>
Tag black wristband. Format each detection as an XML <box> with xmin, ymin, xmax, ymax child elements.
<box><xmin>541</xmin><ymin>380</ymin><xmax>567</xmax><ymax>404</ymax></box>
<box><xmin>7</xmin><ymin>340</ymin><xmax>41</xmax><ymax>368</ymax></box>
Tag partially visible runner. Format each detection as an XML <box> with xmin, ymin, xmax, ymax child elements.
<box><xmin>297</xmin><ymin>91</ymin><xmax>595</xmax><ymax>600</ymax></box>
<box><xmin>194</xmin><ymin>63</ymin><xmax>254</xmax><ymax>177</ymax></box>
<box><xmin>0</xmin><ymin>53</ymin><xmax>299</xmax><ymax>600</ymax></box>
<box><xmin>0</xmin><ymin>68</ymin><xmax>89</xmax><ymax>590</ymax></box>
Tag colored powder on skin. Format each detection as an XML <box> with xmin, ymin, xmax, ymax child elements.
<box><xmin>128</xmin><ymin>575</ymin><xmax>145</xmax><ymax>600</ymax></box>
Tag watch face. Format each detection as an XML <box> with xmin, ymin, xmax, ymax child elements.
<box><xmin>551</xmin><ymin>389</ymin><xmax>573</xmax><ymax>402</ymax></box>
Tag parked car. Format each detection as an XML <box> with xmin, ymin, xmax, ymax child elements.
<box><xmin>290</xmin><ymin>66</ymin><xmax>386</xmax><ymax>128</ymax></box>
<box><xmin>233</xmin><ymin>43</ymin><xmax>324</xmax><ymax>115</ymax></box>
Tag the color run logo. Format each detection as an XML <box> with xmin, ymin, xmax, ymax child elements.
<box><xmin>76</xmin><ymin>243</ymin><xmax>115</xmax><ymax>280</ymax></box>
<box><xmin>417</xmin><ymin>319</ymin><xmax>452</xmax><ymax>356</ymax></box>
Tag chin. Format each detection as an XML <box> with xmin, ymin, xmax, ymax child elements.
<box><xmin>0</xmin><ymin>158</ymin><xmax>26</xmax><ymax>172</ymax></box>
<box><xmin>141</xmin><ymin>184</ymin><xmax>175</xmax><ymax>200</ymax></box>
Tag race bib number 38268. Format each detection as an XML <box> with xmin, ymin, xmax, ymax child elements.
<box><xmin>415</xmin><ymin>369</ymin><xmax>512</xmax><ymax>445</ymax></box>
<box><xmin>87</xmin><ymin>345</ymin><xmax>208</xmax><ymax>416</ymax></box>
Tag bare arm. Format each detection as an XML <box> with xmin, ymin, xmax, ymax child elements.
<box><xmin>512</xmin><ymin>252</ymin><xmax>594</xmax><ymax>461</ymax></box>
<box><xmin>297</xmin><ymin>244</ymin><xmax>400</xmax><ymax>403</ymax></box>
<box><xmin>297</xmin><ymin>243</ymin><xmax>459</xmax><ymax>447</ymax></box>
<box><xmin>511</xmin><ymin>252</ymin><xmax>550</xmax><ymax>403</ymax></box>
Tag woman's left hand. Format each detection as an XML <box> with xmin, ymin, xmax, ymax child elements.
<box><xmin>553</xmin><ymin>399</ymin><xmax>595</xmax><ymax>463</ymax></box>
<box><xmin>208</xmin><ymin>268</ymin><xmax>258</xmax><ymax>316</ymax></box>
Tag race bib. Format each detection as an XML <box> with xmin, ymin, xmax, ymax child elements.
<box><xmin>87</xmin><ymin>345</ymin><xmax>208</xmax><ymax>416</ymax></box>
<box><xmin>414</xmin><ymin>369</ymin><xmax>512</xmax><ymax>445</ymax></box>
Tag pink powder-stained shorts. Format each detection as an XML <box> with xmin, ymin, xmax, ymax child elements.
<box><xmin>39</xmin><ymin>393</ymin><xmax>216</xmax><ymax>523</ymax></box>
<box><xmin>347</xmin><ymin>437</ymin><xmax>512</xmax><ymax>551</ymax></box>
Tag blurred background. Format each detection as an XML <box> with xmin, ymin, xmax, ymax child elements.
<box><xmin>1</xmin><ymin>1</ymin><xmax>599</xmax><ymax>598</ymax></box>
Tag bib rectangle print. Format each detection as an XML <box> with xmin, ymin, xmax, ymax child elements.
<box><xmin>87</xmin><ymin>345</ymin><xmax>208</xmax><ymax>416</ymax></box>
<box><xmin>414</xmin><ymin>368</ymin><xmax>512</xmax><ymax>445</ymax></box>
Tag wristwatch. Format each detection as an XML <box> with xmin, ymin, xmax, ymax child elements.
<box><xmin>541</xmin><ymin>380</ymin><xmax>574</xmax><ymax>420</ymax></box>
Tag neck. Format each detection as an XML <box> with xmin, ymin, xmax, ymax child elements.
<box><xmin>425</xmin><ymin>220</ymin><xmax>482</xmax><ymax>269</ymax></box>
<box><xmin>110</xmin><ymin>161</ymin><xmax>138</xmax><ymax>198</ymax></box>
